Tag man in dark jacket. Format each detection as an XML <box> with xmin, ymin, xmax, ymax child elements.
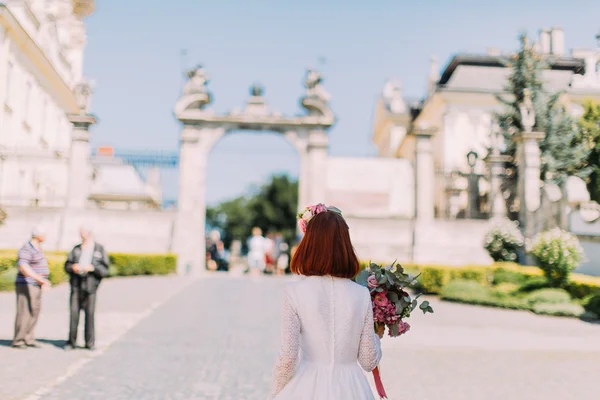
<box><xmin>64</xmin><ymin>227</ymin><xmax>109</xmax><ymax>350</ymax></box>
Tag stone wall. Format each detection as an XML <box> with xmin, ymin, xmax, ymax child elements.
<box><xmin>0</xmin><ymin>206</ymin><xmax>176</xmax><ymax>253</ymax></box>
<box><xmin>345</xmin><ymin>216</ymin><xmax>493</xmax><ymax>266</ymax></box>
<box><xmin>325</xmin><ymin>157</ymin><xmax>414</xmax><ymax>218</ymax></box>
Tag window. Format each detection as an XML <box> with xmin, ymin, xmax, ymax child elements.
<box><xmin>40</xmin><ymin>99</ymin><xmax>47</xmax><ymax>138</ymax></box>
<box><xmin>5</xmin><ymin>62</ymin><xmax>13</xmax><ymax>105</ymax></box>
<box><xmin>24</xmin><ymin>82</ymin><xmax>32</xmax><ymax>121</ymax></box>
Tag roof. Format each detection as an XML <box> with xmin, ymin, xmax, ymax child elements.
<box><xmin>438</xmin><ymin>53</ymin><xmax>585</xmax><ymax>86</ymax></box>
<box><xmin>89</xmin><ymin>159</ymin><xmax>161</xmax><ymax>203</ymax></box>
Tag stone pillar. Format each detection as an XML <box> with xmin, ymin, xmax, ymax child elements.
<box><xmin>284</xmin><ymin>130</ymin><xmax>309</xmax><ymax>213</ymax></box>
<box><xmin>514</xmin><ymin>130</ymin><xmax>545</xmax><ymax>239</ymax></box>
<box><xmin>298</xmin><ymin>151</ymin><xmax>310</xmax><ymax>210</ymax></box>
<box><xmin>174</xmin><ymin>126</ymin><xmax>224</xmax><ymax>274</ymax></box>
<box><xmin>485</xmin><ymin>153</ymin><xmax>511</xmax><ymax>219</ymax></box>
<box><xmin>66</xmin><ymin>114</ymin><xmax>96</xmax><ymax>209</ymax></box>
<box><xmin>414</xmin><ymin>127</ymin><xmax>436</xmax><ymax>221</ymax></box>
<box><xmin>306</xmin><ymin>129</ymin><xmax>328</xmax><ymax>205</ymax></box>
<box><xmin>174</xmin><ymin>126</ymin><xmax>206</xmax><ymax>274</ymax></box>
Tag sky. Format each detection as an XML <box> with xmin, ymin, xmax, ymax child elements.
<box><xmin>83</xmin><ymin>0</ymin><xmax>600</xmax><ymax>205</ymax></box>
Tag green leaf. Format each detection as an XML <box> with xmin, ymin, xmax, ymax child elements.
<box><xmin>355</xmin><ymin>270</ymin><xmax>370</xmax><ymax>287</ymax></box>
<box><xmin>388</xmin><ymin>292</ymin><xmax>399</xmax><ymax>303</ymax></box>
<box><xmin>419</xmin><ymin>300</ymin><xmax>430</xmax><ymax>310</ymax></box>
<box><xmin>411</xmin><ymin>299</ymin><xmax>418</xmax><ymax>311</ymax></box>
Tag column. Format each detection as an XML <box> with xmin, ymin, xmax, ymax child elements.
<box><xmin>514</xmin><ymin>130</ymin><xmax>545</xmax><ymax>239</ymax></box>
<box><xmin>485</xmin><ymin>154</ymin><xmax>511</xmax><ymax>219</ymax></box>
<box><xmin>414</xmin><ymin>127</ymin><xmax>436</xmax><ymax>221</ymax></box>
<box><xmin>66</xmin><ymin>114</ymin><xmax>96</xmax><ymax>209</ymax></box>
<box><xmin>305</xmin><ymin>129</ymin><xmax>328</xmax><ymax>205</ymax></box>
<box><xmin>174</xmin><ymin>126</ymin><xmax>206</xmax><ymax>274</ymax></box>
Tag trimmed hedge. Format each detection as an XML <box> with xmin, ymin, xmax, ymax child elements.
<box><xmin>583</xmin><ymin>295</ymin><xmax>600</xmax><ymax>316</ymax></box>
<box><xmin>525</xmin><ymin>289</ymin><xmax>572</xmax><ymax>306</ymax></box>
<box><xmin>532</xmin><ymin>303</ymin><xmax>585</xmax><ymax>318</ymax></box>
<box><xmin>440</xmin><ymin>280</ymin><xmax>530</xmax><ymax>310</ymax></box>
<box><xmin>361</xmin><ymin>261</ymin><xmax>600</xmax><ymax>300</ymax></box>
<box><xmin>0</xmin><ymin>251</ymin><xmax>177</xmax><ymax>291</ymax></box>
<box><xmin>109</xmin><ymin>254</ymin><xmax>177</xmax><ymax>276</ymax></box>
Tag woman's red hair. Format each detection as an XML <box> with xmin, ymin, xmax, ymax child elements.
<box><xmin>290</xmin><ymin>210</ymin><xmax>360</xmax><ymax>279</ymax></box>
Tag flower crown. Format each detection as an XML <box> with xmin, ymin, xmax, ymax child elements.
<box><xmin>297</xmin><ymin>203</ymin><xmax>342</xmax><ymax>233</ymax></box>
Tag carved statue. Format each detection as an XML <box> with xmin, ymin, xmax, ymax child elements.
<box><xmin>74</xmin><ymin>80</ymin><xmax>92</xmax><ymax>114</ymax></box>
<box><xmin>304</xmin><ymin>69</ymin><xmax>331</xmax><ymax>103</ymax></box>
<box><xmin>382</xmin><ymin>79</ymin><xmax>406</xmax><ymax>114</ymax></box>
<box><xmin>183</xmin><ymin>65</ymin><xmax>209</xmax><ymax>95</ymax></box>
<box><xmin>520</xmin><ymin>88</ymin><xmax>535</xmax><ymax>133</ymax></box>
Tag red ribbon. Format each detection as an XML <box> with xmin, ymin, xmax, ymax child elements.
<box><xmin>372</xmin><ymin>366</ymin><xmax>388</xmax><ymax>399</ymax></box>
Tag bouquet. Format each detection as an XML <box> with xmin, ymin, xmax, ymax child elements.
<box><xmin>355</xmin><ymin>262</ymin><xmax>434</xmax><ymax>399</ymax></box>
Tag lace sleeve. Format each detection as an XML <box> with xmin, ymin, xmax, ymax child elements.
<box><xmin>358</xmin><ymin>289</ymin><xmax>382</xmax><ymax>372</ymax></box>
<box><xmin>270</xmin><ymin>286</ymin><xmax>301</xmax><ymax>398</ymax></box>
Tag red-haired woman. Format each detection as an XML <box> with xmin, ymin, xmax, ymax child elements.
<box><xmin>270</xmin><ymin>204</ymin><xmax>384</xmax><ymax>399</ymax></box>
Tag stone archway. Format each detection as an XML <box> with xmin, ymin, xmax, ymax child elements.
<box><xmin>173</xmin><ymin>66</ymin><xmax>335</xmax><ymax>273</ymax></box>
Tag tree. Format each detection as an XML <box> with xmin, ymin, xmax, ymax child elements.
<box><xmin>578</xmin><ymin>101</ymin><xmax>600</xmax><ymax>202</ymax></box>
<box><xmin>206</xmin><ymin>174</ymin><xmax>299</xmax><ymax>250</ymax></box>
<box><xmin>495</xmin><ymin>33</ymin><xmax>590</xmax><ymax>216</ymax></box>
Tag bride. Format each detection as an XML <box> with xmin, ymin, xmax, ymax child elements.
<box><xmin>270</xmin><ymin>204</ymin><xmax>384</xmax><ymax>399</ymax></box>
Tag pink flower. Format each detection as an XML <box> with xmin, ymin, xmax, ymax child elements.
<box><xmin>397</xmin><ymin>321</ymin><xmax>411</xmax><ymax>336</ymax></box>
<box><xmin>367</xmin><ymin>275</ymin><xmax>379</xmax><ymax>289</ymax></box>
<box><xmin>373</xmin><ymin>293</ymin><xmax>389</xmax><ymax>307</ymax></box>
<box><xmin>298</xmin><ymin>219</ymin><xmax>307</xmax><ymax>233</ymax></box>
<box><xmin>309</xmin><ymin>203</ymin><xmax>327</xmax><ymax>215</ymax></box>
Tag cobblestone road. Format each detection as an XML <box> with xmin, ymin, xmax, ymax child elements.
<box><xmin>3</xmin><ymin>274</ymin><xmax>599</xmax><ymax>400</ymax></box>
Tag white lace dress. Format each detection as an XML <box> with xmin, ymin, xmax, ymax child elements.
<box><xmin>270</xmin><ymin>276</ymin><xmax>381</xmax><ymax>399</ymax></box>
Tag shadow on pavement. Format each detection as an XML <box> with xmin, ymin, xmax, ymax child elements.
<box><xmin>0</xmin><ymin>339</ymin><xmax>67</xmax><ymax>348</ymax></box>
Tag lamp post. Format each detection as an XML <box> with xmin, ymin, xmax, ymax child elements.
<box><xmin>467</xmin><ymin>150</ymin><xmax>479</xmax><ymax>219</ymax></box>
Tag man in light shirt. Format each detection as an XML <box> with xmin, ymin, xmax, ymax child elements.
<box><xmin>64</xmin><ymin>227</ymin><xmax>109</xmax><ymax>350</ymax></box>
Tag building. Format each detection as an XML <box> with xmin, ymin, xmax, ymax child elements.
<box><xmin>0</xmin><ymin>0</ymin><xmax>90</xmax><ymax>206</ymax></box>
<box><xmin>372</xmin><ymin>28</ymin><xmax>600</xmax><ymax>219</ymax></box>
<box><xmin>371</xmin><ymin>28</ymin><xmax>600</xmax><ymax>275</ymax></box>
<box><xmin>0</xmin><ymin>0</ymin><xmax>157</xmax><ymax>210</ymax></box>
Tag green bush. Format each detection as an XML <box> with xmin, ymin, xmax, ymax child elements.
<box><xmin>418</xmin><ymin>266</ymin><xmax>490</xmax><ymax>294</ymax></box>
<box><xmin>109</xmin><ymin>254</ymin><xmax>177</xmax><ymax>276</ymax></box>
<box><xmin>360</xmin><ymin>260</ymin><xmax>600</xmax><ymax>301</ymax></box>
<box><xmin>532</xmin><ymin>303</ymin><xmax>585</xmax><ymax>318</ymax></box>
<box><xmin>0</xmin><ymin>252</ymin><xmax>177</xmax><ymax>291</ymax></box>
<box><xmin>525</xmin><ymin>289</ymin><xmax>572</xmax><ymax>306</ymax></box>
<box><xmin>440</xmin><ymin>280</ymin><xmax>529</xmax><ymax>310</ymax></box>
<box><xmin>440</xmin><ymin>279</ymin><xmax>490</xmax><ymax>299</ymax></box>
<box><xmin>529</xmin><ymin>228</ymin><xmax>584</xmax><ymax>287</ymax></box>
<box><xmin>583</xmin><ymin>295</ymin><xmax>600</xmax><ymax>316</ymax></box>
<box><xmin>493</xmin><ymin>282</ymin><xmax>521</xmax><ymax>296</ymax></box>
<box><xmin>0</xmin><ymin>256</ymin><xmax>13</xmax><ymax>274</ymax></box>
<box><xmin>565</xmin><ymin>275</ymin><xmax>600</xmax><ymax>299</ymax></box>
<box><xmin>493</xmin><ymin>268</ymin><xmax>532</xmax><ymax>286</ymax></box>
<box><xmin>0</xmin><ymin>268</ymin><xmax>16</xmax><ymax>291</ymax></box>
<box><xmin>483</xmin><ymin>218</ymin><xmax>524</xmax><ymax>262</ymax></box>
<box><xmin>518</xmin><ymin>277</ymin><xmax>552</xmax><ymax>293</ymax></box>
<box><xmin>48</xmin><ymin>259</ymin><xmax>69</xmax><ymax>285</ymax></box>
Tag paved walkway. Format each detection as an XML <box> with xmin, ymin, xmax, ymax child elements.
<box><xmin>0</xmin><ymin>275</ymin><xmax>198</xmax><ymax>400</ymax></box>
<box><xmin>1</xmin><ymin>274</ymin><xmax>600</xmax><ymax>399</ymax></box>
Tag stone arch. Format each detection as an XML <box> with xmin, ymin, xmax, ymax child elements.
<box><xmin>173</xmin><ymin>67</ymin><xmax>334</xmax><ymax>273</ymax></box>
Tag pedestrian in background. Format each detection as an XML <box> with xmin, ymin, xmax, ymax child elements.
<box><xmin>12</xmin><ymin>227</ymin><xmax>51</xmax><ymax>349</ymax></box>
<box><xmin>64</xmin><ymin>227</ymin><xmax>109</xmax><ymax>350</ymax></box>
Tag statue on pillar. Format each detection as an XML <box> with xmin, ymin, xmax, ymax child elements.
<box><xmin>382</xmin><ymin>79</ymin><xmax>407</xmax><ymax>114</ymax></box>
<box><xmin>184</xmin><ymin>65</ymin><xmax>210</xmax><ymax>95</ymax></box>
<box><xmin>301</xmin><ymin>69</ymin><xmax>334</xmax><ymax>121</ymax></box>
<box><xmin>519</xmin><ymin>88</ymin><xmax>535</xmax><ymax>133</ymax></box>
<box><xmin>304</xmin><ymin>69</ymin><xmax>331</xmax><ymax>103</ymax></box>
